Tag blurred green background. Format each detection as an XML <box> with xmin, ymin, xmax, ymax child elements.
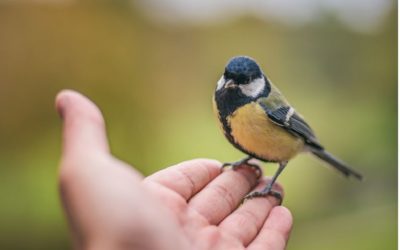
<box><xmin>0</xmin><ymin>1</ymin><xmax>396</xmax><ymax>249</ymax></box>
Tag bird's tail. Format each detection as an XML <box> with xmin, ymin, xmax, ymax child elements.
<box><xmin>310</xmin><ymin>149</ymin><xmax>363</xmax><ymax>180</ymax></box>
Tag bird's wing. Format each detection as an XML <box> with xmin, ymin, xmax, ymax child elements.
<box><xmin>258</xmin><ymin>97</ymin><xmax>323</xmax><ymax>150</ymax></box>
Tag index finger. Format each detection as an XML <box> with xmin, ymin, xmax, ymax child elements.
<box><xmin>144</xmin><ymin>159</ymin><xmax>222</xmax><ymax>200</ymax></box>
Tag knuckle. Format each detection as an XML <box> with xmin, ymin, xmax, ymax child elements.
<box><xmin>210</xmin><ymin>184</ymin><xmax>236</xmax><ymax>211</ymax></box>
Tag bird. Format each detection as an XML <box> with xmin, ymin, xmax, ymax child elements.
<box><xmin>213</xmin><ymin>56</ymin><xmax>363</xmax><ymax>202</ymax></box>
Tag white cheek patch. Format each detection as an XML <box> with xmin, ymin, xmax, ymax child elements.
<box><xmin>216</xmin><ymin>76</ymin><xmax>225</xmax><ymax>91</ymax></box>
<box><xmin>239</xmin><ymin>77</ymin><xmax>265</xmax><ymax>98</ymax></box>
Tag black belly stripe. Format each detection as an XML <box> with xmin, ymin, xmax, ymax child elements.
<box><xmin>214</xmin><ymin>79</ymin><xmax>274</xmax><ymax>163</ymax></box>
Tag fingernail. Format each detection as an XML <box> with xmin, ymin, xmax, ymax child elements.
<box><xmin>55</xmin><ymin>92</ymin><xmax>69</xmax><ymax>120</ymax></box>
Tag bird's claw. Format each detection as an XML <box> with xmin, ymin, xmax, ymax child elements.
<box><xmin>243</xmin><ymin>190</ymin><xmax>283</xmax><ymax>205</ymax></box>
<box><xmin>221</xmin><ymin>159</ymin><xmax>263</xmax><ymax>179</ymax></box>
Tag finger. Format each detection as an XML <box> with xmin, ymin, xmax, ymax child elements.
<box><xmin>55</xmin><ymin>90</ymin><xmax>109</xmax><ymax>158</ymax></box>
<box><xmin>144</xmin><ymin>159</ymin><xmax>221</xmax><ymax>200</ymax></box>
<box><xmin>188</xmin><ymin>166</ymin><xmax>259</xmax><ymax>225</ymax></box>
<box><xmin>247</xmin><ymin>206</ymin><xmax>293</xmax><ymax>250</ymax></box>
<box><xmin>218</xmin><ymin>178</ymin><xmax>283</xmax><ymax>246</ymax></box>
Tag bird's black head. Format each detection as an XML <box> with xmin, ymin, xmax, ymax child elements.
<box><xmin>224</xmin><ymin>56</ymin><xmax>262</xmax><ymax>84</ymax></box>
<box><xmin>215</xmin><ymin>56</ymin><xmax>271</xmax><ymax>119</ymax></box>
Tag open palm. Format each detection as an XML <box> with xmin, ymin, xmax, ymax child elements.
<box><xmin>56</xmin><ymin>90</ymin><xmax>292</xmax><ymax>250</ymax></box>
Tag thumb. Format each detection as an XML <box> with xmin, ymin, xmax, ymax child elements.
<box><xmin>55</xmin><ymin>90</ymin><xmax>109</xmax><ymax>159</ymax></box>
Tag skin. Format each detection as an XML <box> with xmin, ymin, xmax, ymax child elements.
<box><xmin>56</xmin><ymin>90</ymin><xmax>293</xmax><ymax>250</ymax></box>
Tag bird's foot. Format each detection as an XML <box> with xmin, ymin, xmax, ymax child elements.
<box><xmin>221</xmin><ymin>157</ymin><xmax>263</xmax><ymax>179</ymax></box>
<box><xmin>243</xmin><ymin>188</ymin><xmax>283</xmax><ymax>205</ymax></box>
<box><xmin>242</xmin><ymin>161</ymin><xmax>287</xmax><ymax>205</ymax></box>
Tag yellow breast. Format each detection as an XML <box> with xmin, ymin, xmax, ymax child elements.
<box><xmin>228</xmin><ymin>102</ymin><xmax>304</xmax><ymax>162</ymax></box>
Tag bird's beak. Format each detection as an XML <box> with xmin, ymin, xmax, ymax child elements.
<box><xmin>224</xmin><ymin>80</ymin><xmax>237</xmax><ymax>89</ymax></box>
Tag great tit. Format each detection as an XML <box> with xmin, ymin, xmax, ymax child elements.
<box><xmin>213</xmin><ymin>56</ymin><xmax>362</xmax><ymax>202</ymax></box>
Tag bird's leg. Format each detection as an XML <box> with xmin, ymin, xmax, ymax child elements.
<box><xmin>221</xmin><ymin>156</ymin><xmax>263</xmax><ymax>179</ymax></box>
<box><xmin>243</xmin><ymin>161</ymin><xmax>288</xmax><ymax>205</ymax></box>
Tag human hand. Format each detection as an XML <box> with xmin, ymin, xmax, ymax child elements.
<box><xmin>56</xmin><ymin>90</ymin><xmax>293</xmax><ymax>250</ymax></box>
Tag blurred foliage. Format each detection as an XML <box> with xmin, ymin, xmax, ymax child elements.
<box><xmin>0</xmin><ymin>2</ymin><xmax>397</xmax><ymax>249</ymax></box>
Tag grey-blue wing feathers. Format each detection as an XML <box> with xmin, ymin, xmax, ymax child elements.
<box><xmin>260</xmin><ymin>103</ymin><xmax>363</xmax><ymax>180</ymax></box>
<box><xmin>263</xmin><ymin>105</ymin><xmax>323</xmax><ymax>150</ymax></box>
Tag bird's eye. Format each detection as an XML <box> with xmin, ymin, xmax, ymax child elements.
<box><xmin>237</xmin><ymin>74</ymin><xmax>247</xmax><ymax>84</ymax></box>
<box><xmin>225</xmin><ymin>71</ymin><xmax>232</xmax><ymax>79</ymax></box>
